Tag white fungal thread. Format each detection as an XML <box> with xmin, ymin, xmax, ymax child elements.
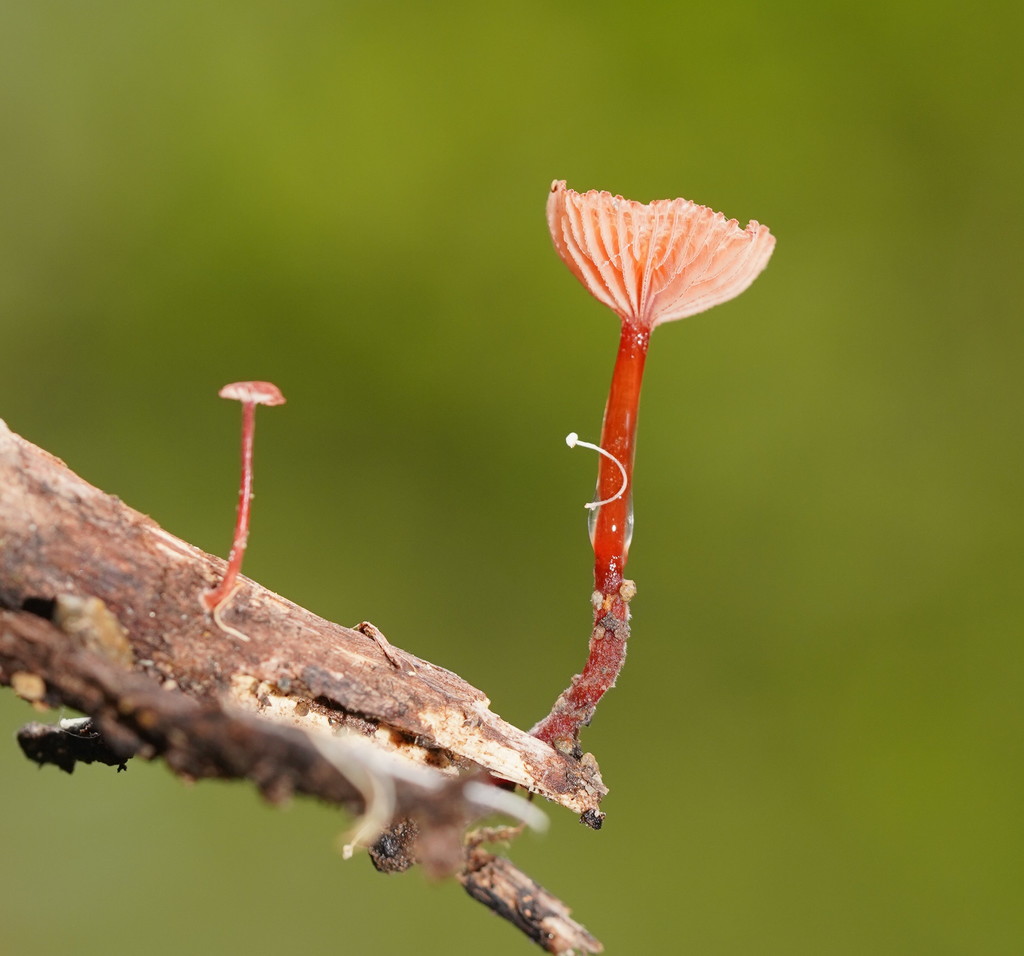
<box><xmin>303</xmin><ymin>732</ymin><xmax>549</xmax><ymax>861</ymax></box>
<box><xmin>208</xmin><ymin>583</ymin><xmax>251</xmax><ymax>642</ymax></box>
<box><xmin>565</xmin><ymin>432</ymin><xmax>628</xmax><ymax>510</ymax></box>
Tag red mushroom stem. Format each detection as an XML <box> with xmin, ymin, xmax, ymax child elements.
<box><xmin>203</xmin><ymin>400</ymin><xmax>257</xmax><ymax>612</ymax></box>
<box><xmin>591</xmin><ymin>323</ymin><xmax>649</xmax><ymax>589</ymax></box>
<box><xmin>531</xmin><ymin>324</ymin><xmax>649</xmax><ymax>752</ymax></box>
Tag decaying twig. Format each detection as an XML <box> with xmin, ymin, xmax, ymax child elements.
<box><xmin>0</xmin><ymin>419</ymin><xmax>605</xmax><ymax>953</ymax></box>
<box><xmin>18</xmin><ymin>715</ymin><xmax>129</xmax><ymax>773</ymax></box>
<box><xmin>460</xmin><ymin>845</ymin><xmax>604</xmax><ymax>954</ymax></box>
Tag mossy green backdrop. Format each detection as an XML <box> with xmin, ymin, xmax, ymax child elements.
<box><xmin>2</xmin><ymin>2</ymin><xmax>1021</xmax><ymax>953</ymax></box>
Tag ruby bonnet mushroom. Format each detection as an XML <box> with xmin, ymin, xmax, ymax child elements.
<box><xmin>532</xmin><ymin>181</ymin><xmax>776</xmax><ymax>753</ymax></box>
<box><xmin>202</xmin><ymin>380</ymin><xmax>286</xmax><ymax>639</ymax></box>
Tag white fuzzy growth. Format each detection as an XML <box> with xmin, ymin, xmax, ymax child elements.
<box><xmin>306</xmin><ymin>732</ymin><xmax>548</xmax><ymax>858</ymax></box>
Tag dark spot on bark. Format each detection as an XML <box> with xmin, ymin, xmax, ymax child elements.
<box><xmin>580</xmin><ymin>808</ymin><xmax>605</xmax><ymax>830</ymax></box>
<box><xmin>21</xmin><ymin>596</ymin><xmax>57</xmax><ymax>620</ymax></box>
<box><xmin>369</xmin><ymin>818</ymin><xmax>420</xmax><ymax>874</ymax></box>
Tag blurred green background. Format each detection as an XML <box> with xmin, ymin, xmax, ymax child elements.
<box><xmin>2</xmin><ymin>1</ymin><xmax>1021</xmax><ymax>953</ymax></box>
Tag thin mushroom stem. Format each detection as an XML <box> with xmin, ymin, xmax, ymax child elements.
<box><xmin>203</xmin><ymin>400</ymin><xmax>257</xmax><ymax>615</ymax></box>
<box><xmin>532</xmin><ymin>324</ymin><xmax>648</xmax><ymax>752</ymax></box>
<box><xmin>590</xmin><ymin>323</ymin><xmax>648</xmax><ymax>590</ymax></box>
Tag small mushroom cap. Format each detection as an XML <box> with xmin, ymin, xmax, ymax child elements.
<box><xmin>547</xmin><ymin>180</ymin><xmax>775</xmax><ymax>329</ymax></box>
<box><xmin>218</xmin><ymin>381</ymin><xmax>286</xmax><ymax>406</ymax></box>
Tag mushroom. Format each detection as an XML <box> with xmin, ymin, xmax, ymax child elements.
<box><xmin>533</xmin><ymin>181</ymin><xmax>775</xmax><ymax>752</ymax></box>
<box><xmin>202</xmin><ymin>380</ymin><xmax>286</xmax><ymax>638</ymax></box>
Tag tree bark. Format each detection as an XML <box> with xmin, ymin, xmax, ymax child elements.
<box><xmin>0</xmin><ymin>419</ymin><xmax>604</xmax><ymax>954</ymax></box>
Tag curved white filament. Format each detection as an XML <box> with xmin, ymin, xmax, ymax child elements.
<box><xmin>565</xmin><ymin>432</ymin><xmax>629</xmax><ymax>510</ymax></box>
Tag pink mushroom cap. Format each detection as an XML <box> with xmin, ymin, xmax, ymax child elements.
<box><xmin>547</xmin><ymin>180</ymin><xmax>775</xmax><ymax>330</ymax></box>
<box><xmin>218</xmin><ymin>381</ymin><xmax>286</xmax><ymax>406</ymax></box>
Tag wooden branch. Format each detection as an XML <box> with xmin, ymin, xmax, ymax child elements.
<box><xmin>460</xmin><ymin>845</ymin><xmax>604</xmax><ymax>954</ymax></box>
<box><xmin>0</xmin><ymin>420</ymin><xmax>605</xmax><ymax>954</ymax></box>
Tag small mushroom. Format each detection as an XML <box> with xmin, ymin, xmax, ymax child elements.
<box><xmin>534</xmin><ymin>181</ymin><xmax>775</xmax><ymax>750</ymax></box>
<box><xmin>202</xmin><ymin>380</ymin><xmax>286</xmax><ymax>637</ymax></box>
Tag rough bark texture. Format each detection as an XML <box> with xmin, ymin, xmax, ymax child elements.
<box><xmin>460</xmin><ymin>845</ymin><xmax>603</xmax><ymax>954</ymax></box>
<box><xmin>0</xmin><ymin>420</ymin><xmax>605</xmax><ymax>954</ymax></box>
